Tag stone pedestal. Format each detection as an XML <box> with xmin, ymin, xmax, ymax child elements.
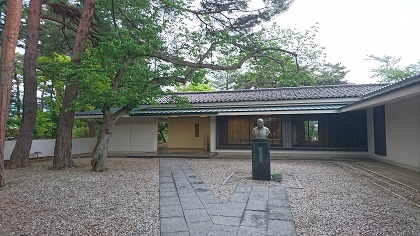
<box><xmin>252</xmin><ymin>138</ymin><xmax>271</xmax><ymax>180</ymax></box>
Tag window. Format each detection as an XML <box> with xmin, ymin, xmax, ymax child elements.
<box><xmin>292</xmin><ymin>115</ymin><xmax>323</xmax><ymax>146</ymax></box>
<box><xmin>304</xmin><ymin>120</ymin><xmax>319</xmax><ymax>142</ymax></box>
<box><xmin>217</xmin><ymin>112</ymin><xmax>368</xmax><ymax>150</ymax></box>
<box><xmin>216</xmin><ymin>115</ymin><xmax>282</xmax><ymax>148</ymax></box>
<box><xmin>291</xmin><ymin>112</ymin><xmax>368</xmax><ymax>149</ymax></box>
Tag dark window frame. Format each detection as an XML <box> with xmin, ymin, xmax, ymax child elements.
<box><xmin>215</xmin><ymin>111</ymin><xmax>368</xmax><ymax>151</ymax></box>
<box><xmin>304</xmin><ymin>119</ymin><xmax>319</xmax><ymax>143</ymax></box>
<box><xmin>216</xmin><ymin>115</ymin><xmax>282</xmax><ymax>148</ymax></box>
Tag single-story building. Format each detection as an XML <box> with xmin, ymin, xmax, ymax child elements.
<box><xmin>77</xmin><ymin>74</ymin><xmax>420</xmax><ymax>171</ymax></box>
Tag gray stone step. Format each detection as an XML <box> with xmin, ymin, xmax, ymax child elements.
<box><xmin>159</xmin><ymin>158</ymin><xmax>297</xmax><ymax>236</ymax></box>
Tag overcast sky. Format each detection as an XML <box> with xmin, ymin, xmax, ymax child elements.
<box><xmin>273</xmin><ymin>0</ymin><xmax>419</xmax><ymax>84</ymax></box>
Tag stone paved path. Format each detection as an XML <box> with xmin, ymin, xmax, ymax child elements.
<box><xmin>159</xmin><ymin>158</ymin><xmax>297</xmax><ymax>236</ymax></box>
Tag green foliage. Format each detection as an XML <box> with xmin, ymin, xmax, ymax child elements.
<box><xmin>27</xmin><ymin>0</ymin><xmax>299</xmax><ymax>147</ymax></box>
<box><xmin>209</xmin><ymin>56</ymin><xmax>244</xmax><ymax>90</ymax></box>
<box><xmin>9</xmin><ymin>53</ymin><xmax>24</xmax><ymax>117</ymax></box>
<box><xmin>7</xmin><ymin>53</ymin><xmax>79</xmax><ymax>141</ymax></box>
<box><xmin>37</xmin><ymin>53</ymin><xmax>72</xmax><ymax>107</ymax></box>
<box><xmin>35</xmin><ymin>54</ymin><xmax>70</xmax><ymax>140</ymax></box>
<box><xmin>35</xmin><ymin>110</ymin><xmax>58</xmax><ymax>139</ymax></box>
<box><xmin>158</xmin><ymin>122</ymin><xmax>168</xmax><ymax>143</ymax></box>
<box><xmin>314</xmin><ymin>63</ymin><xmax>348</xmax><ymax>85</ymax></box>
<box><xmin>366</xmin><ymin>55</ymin><xmax>420</xmax><ymax>82</ymax></box>
<box><xmin>72</xmin><ymin>119</ymin><xmax>89</xmax><ymax>138</ymax></box>
<box><xmin>304</xmin><ymin>120</ymin><xmax>319</xmax><ymax>142</ymax></box>
<box><xmin>198</xmin><ymin>0</ymin><xmax>293</xmax><ymax>33</ymax></box>
<box><xmin>70</xmin><ymin>0</ymin><xmax>298</xmax><ymax>111</ymax></box>
<box><xmin>69</xmin><ymin>1</ymin><xmax>307</xmax><ymax>125</ymax></box>
<box><xmin>209</xmin><ymin>70</ymin><xmax>239</xmax><ymax>91</ymax></box>
<box><xmin>5</xmin><ymin>116</ymin><xmax>21</xmax><ymax>140</ymax></box>
<box><xmin>38</xmin><ymin>11</ymin><xmax>76</xmax><ymax>55</ymax></box>
<box><xmin>272</xmin><ymin>171</ymin><xmax>283</xmax><ymax>182</ymax></box>
<box><xmin>213</xmin><ymin>23</ymin><xmax>348</xmax><ymax>89</ymax></box>
<box><xmin>175</xmin><ymin>81</ymin><xmax>215</xmax><ymax>92</ymax></box>
<box><xmin>34</xmin><ymin>110</ymin><xmax>93</xmax><ymax>139</ymax></box>
<box><xmin>75</xmin><ymin>37</ymin><xmax>161</xmax><ymax>110</ymax></box>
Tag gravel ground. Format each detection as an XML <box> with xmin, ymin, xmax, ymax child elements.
<box><xmin>187</xmin><ymin>158</ymin><xmax>420</xmax><ymax>236</ymax></box>
<box><xmin>0</xmin><ymin>157</ymin><xmax>159</xmax><ymax>236</ymax></box>
<box><xmin>2</xmin><ymin>157</ymin><xmax>419</xmax><ymax>236</ymax></box>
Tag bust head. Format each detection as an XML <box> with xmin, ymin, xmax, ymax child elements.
<box><xmin>256</xmin><ymin>118</ymin><xmax>264</xmax><ymax>128</ymax></box>
<box><xmin>253</xmin><ymin>118</ymin><xmax>270</xmax><ymax>139</ymax></box>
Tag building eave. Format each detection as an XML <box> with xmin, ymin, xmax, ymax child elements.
<box><xmin>130</xmin><ymin>104</ymin><xmax>347</xmax><ymax>117</ymax></box>
<box><xmin>341</xmin><ymin>75</ymin><xmax>420</xmax><ymax>112</ymax></box>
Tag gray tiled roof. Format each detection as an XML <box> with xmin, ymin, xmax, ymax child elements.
<box><xmin>362</xmin><ymin>74</ymin><xmax>419</xmax><ymax>100</ymax></box>
<box><xmin>131</xmin><ymin>104</ymin><xmax>346</xmax><ymax>116</ymax></box>
<box><xmin>76</xmin><ymin>83</ymin><xmax>391</xmax><ymax>117</ymax></box>
<box><xmin>157</xmin><ymin>84</ymin><xmax>387</xmax><ymax>104</ymax></box>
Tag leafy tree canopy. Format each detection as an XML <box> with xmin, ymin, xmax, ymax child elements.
<box><xmin>60</xmin><ymin>0</ymin><xmax>298</xmax><ymax>171</ymax></box>
<box><xmin>175</xmin><ymin>81</ymin><xmax>215</xmax><ymax>92</ymax></box>
<box><xmin>73</xmin><ymin>0</ymin><xmax>296</xmax><ymax>110</ymax></box>
<box><xmin>366</xmin><ymin>55</ymin><xmax>420</xmax><ymax>82</ymax></box>
<box><xmin>211</xmin><ymin>23</ymin><xmax>349</xmax><ymax>90</ymax></box>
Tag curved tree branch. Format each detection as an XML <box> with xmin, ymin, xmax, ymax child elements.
<box><xmin>159</xmin><ymin>0</ymin><xmax>292</xmax><ymax>33</ymax></box>
<box><xmin>150</xmin><ymin>76</ymin><xmax>187</xmax><ymax>85</ymax></box>
<box><xmin>148</xmin><ymin>47</ymin><xmax>297</xmax><ymax>71</ymax></box>
<box><xmin>41</xmin><ymin>15</ymin><xmax>101</xmax><ymax>46</ymax></box>
<box><xmin>41</xmin><ymin>15</ymin><xmax>78</xmax><ymax>32</ymax></box>
<box><xmin>146</xmin><ymin>43</ymin><xmax>299</xmax><ymax>91</ymax></box>
<box><xmin>112</xmin><ymin>53</ymin><xmax>139</xmax><ymax>90</ymax></box>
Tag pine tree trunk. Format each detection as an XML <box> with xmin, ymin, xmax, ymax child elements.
<box><xmin>0</xmin><ymin>0</ymin><xmax>23</xmax><ymax>187</ymax></box>
<box><xmin>53</xmin><ymin>0</ymin><xmax>95</xmax><ymax>169</ymax></box>
<box><xmin>9</xmin><ymin>0</ymin><xmax>42</xmax><ymax>169</ymax></box>
<box><xmin>53</xmin><ymin>88</ymin><xmax>76</xmax><ymax>169</ymax></box>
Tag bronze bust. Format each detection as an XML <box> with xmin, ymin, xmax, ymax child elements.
<box><xmin>252</xmin><ymin>118</ymin><xmax>270</xmax><ymax>139</ymax></box>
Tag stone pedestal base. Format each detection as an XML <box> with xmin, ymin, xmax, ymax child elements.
<box><xmin>252</xmin><ymin>139</ymin><xmax>271</xmax><ymax>181</ymax></box>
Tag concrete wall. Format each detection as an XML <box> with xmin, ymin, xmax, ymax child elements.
<box><xmin>168</xmin><ymin>116</ymin><xmax>210</xmax><ymax>149</ymax></box>
<box><xmin>385</xmin><ymin>97</ymin><xmax>420</xmax><ymax>169</ymax></box>
<box><xmin>72</xmin><ymin>138</ymin><xmax>97</xmax><ymax>155</ymax></box>
<box><xmin>4</xmin><ymin>138</ymin><xmax>97</xmax><ymax>160</ymax></box>
<box><xmin>109</xmin><ymin>117</ymin><xmax>157</xmax><ymax>153</ymax></box>
<box><xmin>367</xmin><ymin>96</ymin><xmax>420</xmax><ymax>171</ymax></box>
<box><xmin>4</xmin><ymin>116</ymin><xmax>158</xmax><ymax>160</ymax></box>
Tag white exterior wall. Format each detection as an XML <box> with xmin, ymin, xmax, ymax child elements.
<box><xmin>168</xmin><ymin>117</ymin><xmax>210</xmax><ymax>149</ymax></box>
<box><xmin>4</xmin><ymin>138</ymin><xmax>97</xmax><ymax>160</ymax></box>
<box><xmin>109</xmin><ymin>117</ymin><xmax>157</xmax><ymax>153</ymax></box>
<box><xmin>385</xmin><ymin>97</ymin><xmax>420</xmax><ymax>169</ymax></box>
<box><xmin>367</xmin><ymin>96</ymin><xmax>420</xmax><ymax>171</ymax></box>
<box><xmin>4</xmin><ymin>116</ymin><xmax>158</xmax><ymax>160</ymax></box>
<box><xmin>72</xmin><ymin>138</ymin><xmax>98</xmax><ymax>154</ymax></box>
